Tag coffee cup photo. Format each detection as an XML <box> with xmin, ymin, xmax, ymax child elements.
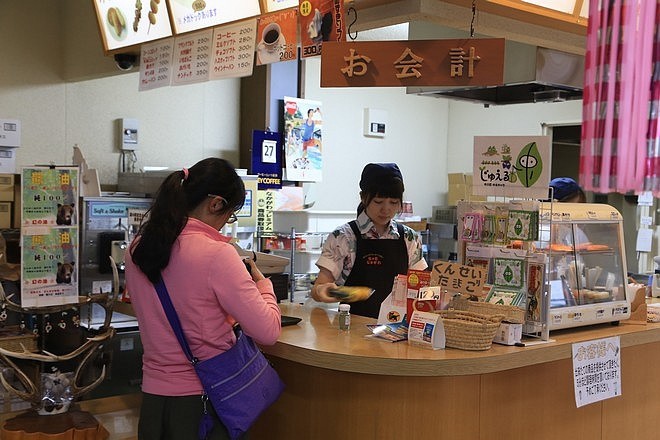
<box><xmin>261</xmin><ymin>22</ymin><xmax>282</xmax><ymax>53</ymax></box>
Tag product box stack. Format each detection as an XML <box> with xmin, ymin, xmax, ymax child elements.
<box><xmin>0</xmin><ymin>174</ymin><xmax>15</xmax><ymax>229</ymax></box>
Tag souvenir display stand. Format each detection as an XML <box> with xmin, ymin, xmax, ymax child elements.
<box><xmin>456</xmin><ymin>200</ymin><xmax>632</xmax><ymax>341</ymax></box>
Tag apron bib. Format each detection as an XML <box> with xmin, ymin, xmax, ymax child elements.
<box><xmin>344</xmin><ymin>221</ymin><xmax>408</xmax><ymax>318</ymax></box>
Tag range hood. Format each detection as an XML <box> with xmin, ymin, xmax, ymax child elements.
<box><xmin>408</xmin><ymin>42</ymin><xmax>585</xmax><ymax>105</ymax></box>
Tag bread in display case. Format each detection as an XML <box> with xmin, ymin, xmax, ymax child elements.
<box><xmin>538</xmin><ymin>202</ymin><xmax>631</xmax><ymax>330</ymax></box>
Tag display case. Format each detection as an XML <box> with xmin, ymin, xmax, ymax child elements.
<box><xmin>538</xmin><ymin>202</ymin><xmax>631</xmax><ymax>330</ymax></box>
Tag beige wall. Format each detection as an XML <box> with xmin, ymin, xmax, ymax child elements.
<box><xmin>0</xmin><ymin>1</ymin><xmax>583</xmax><ymax>218</ymax></box>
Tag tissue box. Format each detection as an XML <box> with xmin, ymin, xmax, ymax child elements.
<box><xmin>493</xmin><ymin>322</ymin><xmax>522</xmax><ymax>346</ymax></box>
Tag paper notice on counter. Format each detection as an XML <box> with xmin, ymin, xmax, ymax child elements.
<box><xmin>210</xmin><ymin>19</ymin><xmax>257</xmax><ymax>80</ymax></box>
<box><xmin>407</xmin><ymin>311</ymin><xmax>445</xmax><ymax>350</ymax></box>
<box><xmin>171</xmin><ymin>29</ymin><xmax>212</xmax><ymax>86</ymax></box>
<box><xmin>139</xmin><ymin>38</ymin><xmax>174</xmax><ymax>91</ymax></box>
<box><xmin>572</xmin><ymin>336</ymin><xmax>621</xmax><ymax>408</ymax></box>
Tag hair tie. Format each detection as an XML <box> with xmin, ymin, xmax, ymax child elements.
<box><xmin>180</xmin><ymin>168</ymin><xmax>189</xmax><ymax>186</ymax></box>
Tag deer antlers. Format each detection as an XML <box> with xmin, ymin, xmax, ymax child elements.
<box><xmin>0</xmin><ymin>256</ymin><xmax>122</xmax><ymax>409</ymax></box>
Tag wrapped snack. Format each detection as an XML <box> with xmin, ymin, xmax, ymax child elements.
<box><xmin>329</xmin><ymin>286</ymin><xmax>374</xmax><ymax>303</ymax></box>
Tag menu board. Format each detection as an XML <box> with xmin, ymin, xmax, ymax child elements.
<box><xmin>139</xmin><ymin>38</ymin><xmax>175</xmax><ymax>91</ymax></box>
<box><xmin>168</xmin><ymin>0</ymin><xmax>261</xmax><ymax>34</ymax></box>
<box><xmin>171</xmin><ymin>29</ymin><xmax>213</xmax><ymax>85</ymax></box>
<box><xmin>93</xmin><ymin>0</ymin><xmax>173</xmax><ymax>52</ymax></box>
<box><xmin>261</xmin><ymin>0</ymin><xmax>300</xmax><ymax>13</ymax></box>
<box><xmin>299</xmin><ymin>0</ymin><xmax>345</xmax><ymax>58</ymax></box>
<box><xmin>209</xmin><ymin>19</ymin><xmax>257</xmax><ymax>80</ymax></box>
<box><xmin>256</xmin><ymin>8</ymin><xmax>298</xmax><ymax>66</ymax></box>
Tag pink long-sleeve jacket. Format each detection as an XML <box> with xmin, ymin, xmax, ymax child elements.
<box><xmin>125</xmin><ymin>217</ymin><xmax>281</xmax><ymax>396</ymax></box>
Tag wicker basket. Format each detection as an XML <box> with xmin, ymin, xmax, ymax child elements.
<box><xmin>0</xmin><ymin>326</ymin><xmax>38</xmax><ymax>352</ymax></box>
<box><xmin>434</xmin><ymin>310</ymin><xmax>505</xmax><ymax>351</ymax></box>
<box><xmin>450</xmin><ymin>296</ymin><xmax>525</xmax><ymax>324</ymax></box>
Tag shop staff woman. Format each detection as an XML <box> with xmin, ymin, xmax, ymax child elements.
<box><xmin>311</xmin><ymin>163</ymin><xmax>427</xmax><ymax>318</ymax></box>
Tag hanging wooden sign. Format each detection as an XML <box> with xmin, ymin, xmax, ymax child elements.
<box><xmin>320</xmin><ymin>38</ymin><xmax>504</xmax><ymax>87</ymax></box>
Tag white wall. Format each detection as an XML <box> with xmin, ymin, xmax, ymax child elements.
<box><xmin>0</xmin><ymin>0</ymin><xmax>241</xmax><ymax>186</ymax></box>
<box><xmin>446</xmin><ymin>99</ymin><xmax>583</xmax><ymax>172</ymax></box>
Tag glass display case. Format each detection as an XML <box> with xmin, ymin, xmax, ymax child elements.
<box><xmin>538</xmin><ymin>202</ymin><xmax>631</xmax><ymax>330</ymax></box>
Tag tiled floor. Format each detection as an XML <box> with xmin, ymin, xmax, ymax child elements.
<box><xmin>95</xmin><ymin>408</ymin><xmax>139</xmax><ymax>440</ymax></box>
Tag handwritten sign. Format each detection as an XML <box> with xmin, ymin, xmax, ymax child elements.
<box><xmin>172</xmin><ymin>29</ymin><xmax>212</xmax><ymax>86</ymax></box>
<box><xmin>210</xmin><ymin>19</ymin><xmax>257</xmax><ymax>80</ymax></box>
<box><xmin>139</xmin><ymin>38</ymin><xmax>174</xmax><ymax>91</ymax></box>
<box><xmin>473</xmin><ymin>136</ymin><xmax>551</xmax><ymax>199</ymax></box>
<box><xmin>572</xmin><ymin>336</ymin><xmax>622</xmax><ymax>407</ymax></box>
<box><xmin>430</xmin><ymin>260</ymin><xmax>487</xmax><ymax>297</ymax></box>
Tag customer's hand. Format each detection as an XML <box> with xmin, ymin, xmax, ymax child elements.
<box><xmin>311</xmin><ymin>282</ymin><xmax>339</xmax><ymax>303</ymax></box>
<box><xmin>244</xmin><ymin>257</ymin><xmax>266</xmax><ymax>282</ymax></box>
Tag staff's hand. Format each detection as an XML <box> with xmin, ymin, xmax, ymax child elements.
<box><xmin>311</xmin><ymin>282</ymin><xmax>339</xmax><ymax>303</ymax></box>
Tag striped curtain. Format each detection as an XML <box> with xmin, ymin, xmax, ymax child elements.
<box><xmin>580</xmin><ymin>0</ymin><xmax>660</xmax><ymax>196</ymax></box>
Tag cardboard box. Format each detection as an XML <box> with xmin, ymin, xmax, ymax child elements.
<box><xmin>0</xmin><ymin>202</ymin><xmax>12</xmax><ymax>228</ymax></box>
<box><xmin>0</xmin><ymin>174</ymin><xmax>14</xmax><ymax>201</ymax></box>
<box><xmin>447</xmin><ymin>173</ymin><xmax>486</xmax><ymax>206</ymax></box>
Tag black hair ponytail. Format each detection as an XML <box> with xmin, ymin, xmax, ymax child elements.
<box><xmin>130</xmin><ymin>158</ymin><xmax>245</xmax><ymax>283</ymax></box>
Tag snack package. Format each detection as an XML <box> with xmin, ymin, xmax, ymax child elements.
<box><xmin>329</xmin><ymin>286</ymin><xmax>374</xmax><ymax>302</ymax></box>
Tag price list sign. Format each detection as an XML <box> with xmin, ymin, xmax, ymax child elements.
<box><xmin>172</xmin><ymin>29</ymin><xmax>213</xmax><ymax>86</ymax></box>
<box><xmin>139</xmin><ymin>38</ymin><xmax>174</xmax><ymax>91</ymax></box>
<box><xmin>210</xmin><ymin>19</ymin><xmax>257</xmax><ymax>80</ymax></box>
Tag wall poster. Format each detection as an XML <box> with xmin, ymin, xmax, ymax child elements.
<box><xmin>283</xmin><ymin>96</ymin><xmax>323</xmax><ymax>182</ymax></box>
<box><xmin>21</xmin><ymin>167</ymin><xmax>80</xmax><ymax>307</ymax></box>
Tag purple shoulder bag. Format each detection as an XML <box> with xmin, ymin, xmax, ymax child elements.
<box><xmin>153</xmin><ymin>277</ymin><xmax>285</xmax><ymax>440</ymax></box>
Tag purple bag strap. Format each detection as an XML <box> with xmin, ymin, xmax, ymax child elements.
<box><xmin>153</xmin><ymin>276</ymin><xmax>197</xmax><ymax>364</ymax></box>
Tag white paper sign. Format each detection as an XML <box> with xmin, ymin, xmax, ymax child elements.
<box><xmin>638</xmin><ymin>191</ymin><xmax>654</xmax><ymax>206</ymax></box>
<box><xmin>139</xmin><ymin>38</ymin><xmax>174</xmax><ymax>91</ymax></box>
<box><xmin>171</xmin><ymin>29</ymin><xmax>213</xmax><ymax>86</ymax></box>
<box><xmin>473</xmin><ymin>136</ymin><xmax>551</xmax><ymax>199</ymax></box>
<box><xmin>635</xmin><ymin>228</ymin><xmax>654</xmax><ymax>252</ymax></box>
<box><xmin>572</xmin><ymin>336</ymin><xmax>621</xmax><ymax>408</ymax></box>
<box><xmin>210</xmin><ymin>19</ymin><xmax>257</xmax><ymax>80</ymax></box>
<box><xmin>407</xmin><ymin>311</ymin><xmax>446</xmax><ymax>350</ymax></box>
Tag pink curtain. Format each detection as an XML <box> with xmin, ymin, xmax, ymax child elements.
<box><xmin>580</xmin><ymin>0</ymin><xmax>660</xmax><ymax>196</ymax></box>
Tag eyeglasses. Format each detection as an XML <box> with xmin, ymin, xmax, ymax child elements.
<box><xmin>208</xmin><ymin>194</ymin><xmax>239</xmax><ymax>224</ymax></box>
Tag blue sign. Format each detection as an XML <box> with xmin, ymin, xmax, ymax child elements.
<box><xmin>251</xmin><ymin>130</ymin><xmax>282</xmax><ymax>189</ymax></box>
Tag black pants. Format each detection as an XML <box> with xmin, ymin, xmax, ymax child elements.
<box><xmin>138</xmin><ymin>392</ymin><xmax>238</xmax><ymax>440</ymax></box>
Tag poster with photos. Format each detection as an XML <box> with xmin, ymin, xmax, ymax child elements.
<box><xmin>21</xmin><ymin>228</ymin><xmax>79</xmax><ymax>308</ymax></box>
<box><xmin>256</xmin><ymin>8</ymin><xmax>298</xmax><ymax>65</ymax></box>
<box><xmin>283</xmin><ymin>96</ymin><xmax>323</xmax><ymax>182</ymax></box>
<box><xmin>21</xmin><ymin>166</ymin><xmax>80</xmax><ymax>307</ymax></box>
<box><xmin>22</xmin><ymin>167</ymin><xmax>79</xmax><ymax>228</ymax></box>
<box><xmin>298</xmin><ymin>0</ymin><xmax>345</xmax><ymax>58</ymax></box>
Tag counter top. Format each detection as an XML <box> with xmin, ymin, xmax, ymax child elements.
<box><xmin>267</xmin><ymin>302</ymin><xmax>660</xmax><ymax>376</ymax></box>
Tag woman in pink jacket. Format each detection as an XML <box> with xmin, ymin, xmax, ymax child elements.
<box><xmin>125</xmin><ymin>158</ymin><xmax>281</xmax><ymax>439</ymax></box>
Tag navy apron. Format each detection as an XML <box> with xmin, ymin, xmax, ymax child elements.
<box><xmin>344</xmin><ymin>221</ymin><xmax>409</xmax><ymax>318</ymax></box>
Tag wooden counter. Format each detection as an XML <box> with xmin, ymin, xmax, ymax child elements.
<box><xmin>252</xmin><ymin>303</ymin><xmax>660</xmax><ymax>440</ymax></box>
